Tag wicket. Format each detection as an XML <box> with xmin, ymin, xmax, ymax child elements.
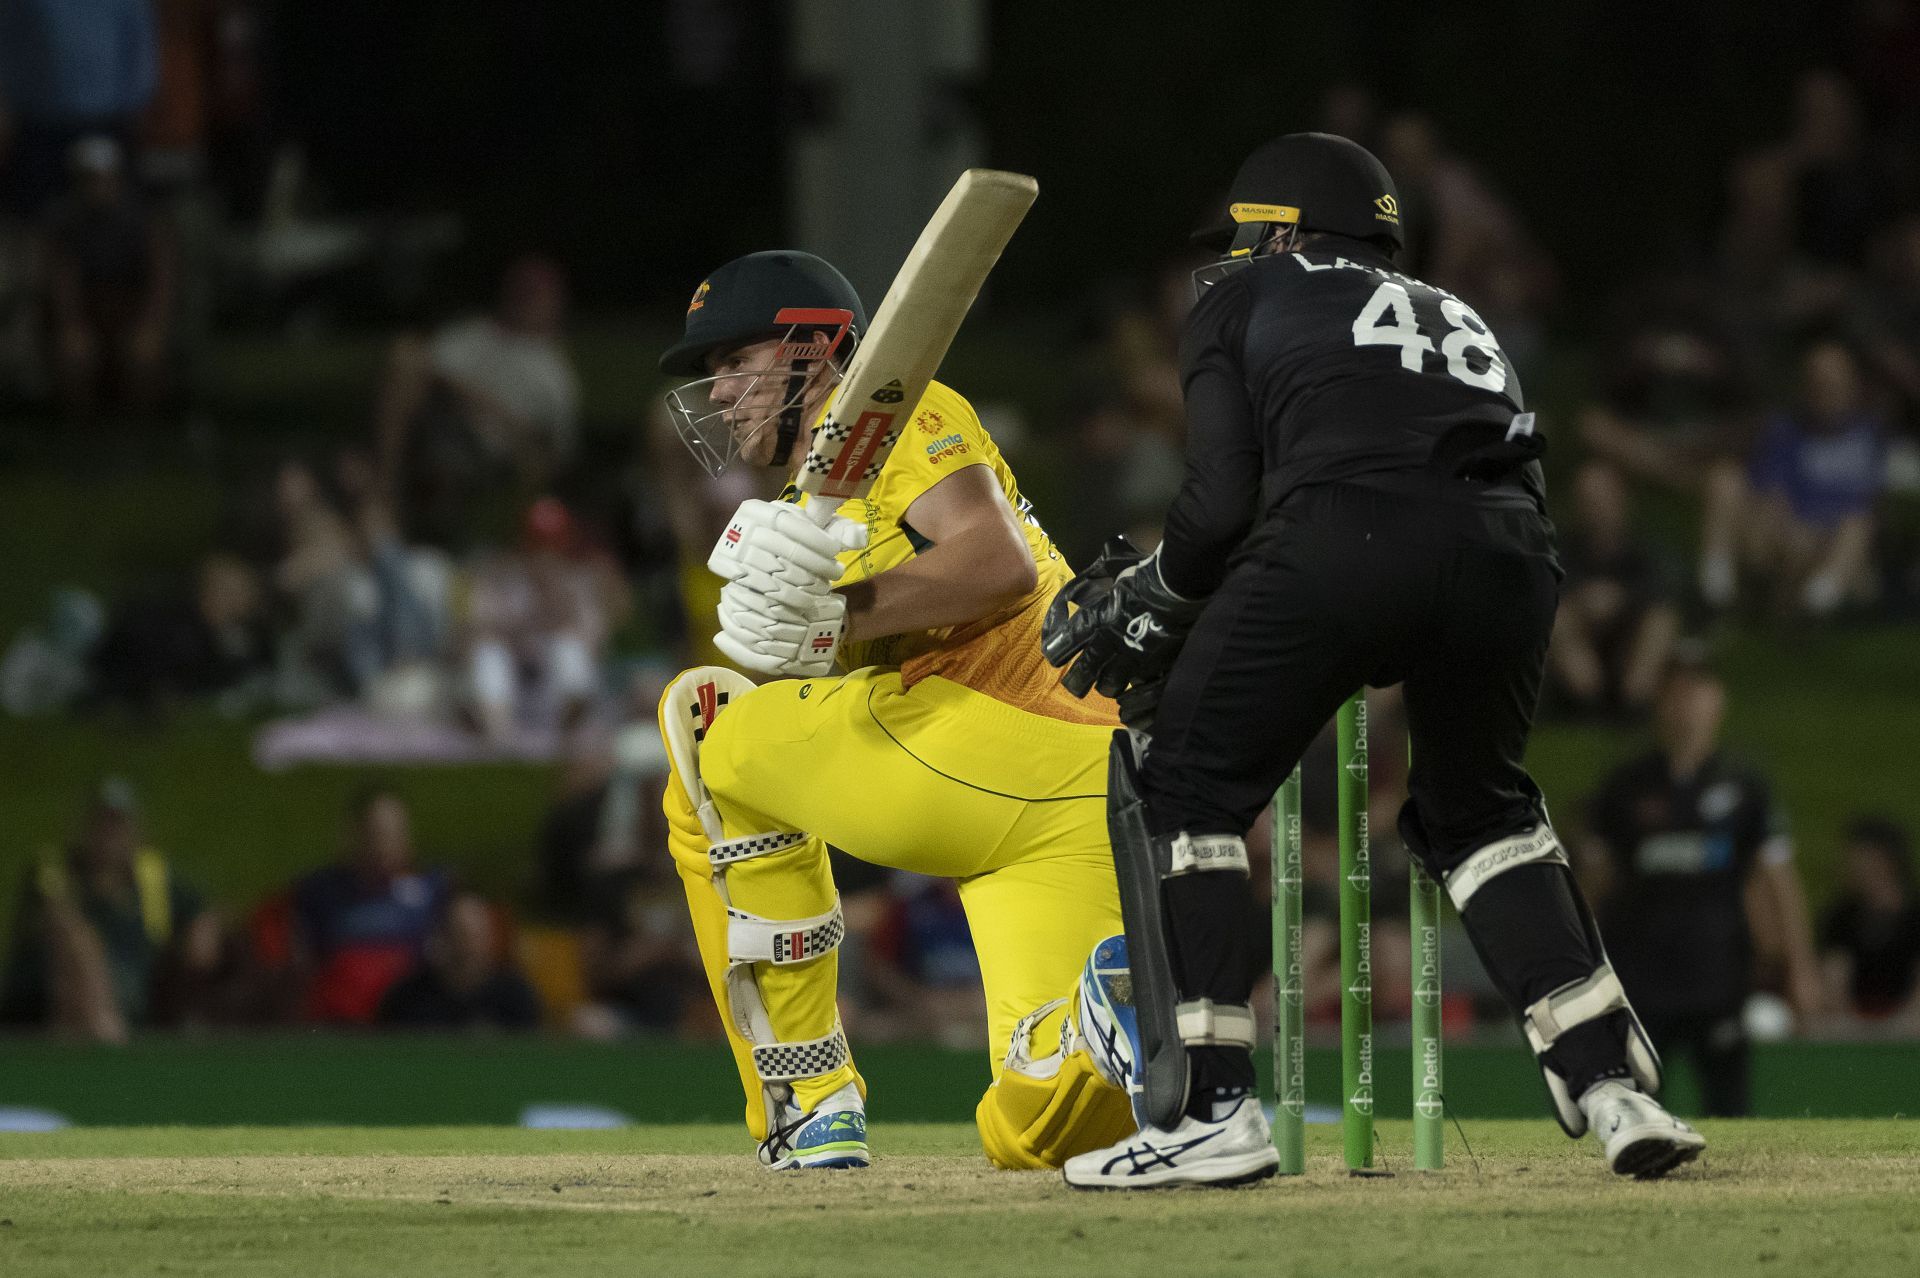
<box><xmin>1269</xmin><ymin>691</ymin><xmax>1445</xmax><ymax>1174</ymax></box>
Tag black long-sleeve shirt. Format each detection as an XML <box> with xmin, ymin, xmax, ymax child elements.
<box><xmin>1159</xmin><ymin>240</ymin><xmax>1538</xmax><ymax>597</ymax></box>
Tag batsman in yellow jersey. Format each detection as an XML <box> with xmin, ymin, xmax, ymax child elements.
<box><xmin>655</xmin><ymin>249</ymin><xmax>1143</xmax><ymax>1170</ymax></box>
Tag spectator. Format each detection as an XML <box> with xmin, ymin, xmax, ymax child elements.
<box><xmin>0</xmin><ymin>0</ymin><xmax>158</xmax><ymax>220</ymax></box>
<box><xmin>1770</xmin><ymin>69</ymin><xmax>1896</xmax><ymax>271</ymax></box>
<box><xmin>1714</xmin><ymin>71</ymin><xmax>1896</xmax><ymax>368</ymax></box>
<box><xmin>1051</xmin><ymin>386</ymin><xmax>1179</xmax><ymax>566</ymax></box>
<box><xmin>1698</xmin><ymin>339</ymin><xmax>1888</xmax><ymax>618</ymax></box>
<box><xmin>260</xmin><ymin>453</ymin><xmax>451</xmax><ymax>707</ymax></box>
<box><xmin>1378</xmin><ymin>111</ymin><xmax>1554</xmax><ymax>374</ymax></box>
<box><xmin>828</xmin><ymin>848</ymin><xmax>905</xmax><ymax>1035</ymax></box>
<box><xmin>1576</xmin><ymin>277</ymin><xmax>1757</xmax><ymax>494</ymax></box>
<box><xmin>535</xmin><ymin>715</ymin><xmax>670</xmax><ymax>923</ymax></box>
<box><xmin>861</xmin><ymin>874</ymin><xmax>986</xmax><ymax>1047</ymax></box>
<box><xmin>1819</xmin><ymin>816</ymin><xmax>1920</xmax><ymax>1024</ymax></box>
<box><xmin>1546</xmin><ymin>461</ymin><xmax>1683</xmax><ymax>720</ymax></box>
<box><xmin>1579</xmin><ymin>655</ymin><xmax>1823</xmax><ymax>1117</ymax></box>
<box><xmin>0</xmin><ymin>586</ymin><xmax>105</xmax><ymax>716</ymax></box>
<box><xmin>1098</xmin><ymin>256</ymin><xmax>1202</xmax><ymax>447</ymax></box>
<box><xmin>572</xmin><ymin>862</ymin><xmax>704</xmax><ymax>1038</ymax></box>
<box><xmin>36</xmin><ymin>135</ymin><xmax>177</xmax><ymax>418</ymax></box>
<box><xmin>647</xmin><ymin>396</ymin><xmax>761</xmax><ymax>667</ymax></box>
<box><xmin>374</xmin><ymin>255</ymin><xmax>579</xmax><ymax>548</ymax></box>
<box><xmin>89</xmin><ymin>551</ymin><xmax>265</xmax><ymax>712</ymax></box>
<box><xmin>1314</xmin><ymin>81</ymin><xmax>1382</xmax><ymax>153</ymax></box>
<box><xmin>0</xmin><ymin>777</ymin><xmax>218</xmax><ymax>1041</ymax></box>
<box><xmin>1848</xmin><ymin>213</ymin><xmax>1920</xmax><ymax>433</ymax></box>
<box><xmin>463</xmin><ymin>497</ymin><xmax>627</xmax><ymax>743</ymax></box>
<box><xmin>289</xmin><ymin>786</ymin><xmax>451</xmax><ymax>1024</ymax></box>
<box><xmin>340</xmin><ymin>469</ymin><xmax>454</xmax><ymax>710</ymax></box>
<box><xmin>376</xmin><ymin>891</ymin><xmax>542</xmax><ymax>1032</ymax></box>
<box><xmin>1714</xmin><ymin>152</ymin><xmax>1849</xmax><ymax>376</ymax></box>
<box><xmin>267</xmin><ymin>457</ymin><xmax>363</xmax><ymax>696</ymax></box>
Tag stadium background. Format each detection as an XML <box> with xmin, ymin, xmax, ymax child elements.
<box><xmin>2</xmin><ymin>0</ymin><xmax>1917</xmax><ymax>1128</ymax></box>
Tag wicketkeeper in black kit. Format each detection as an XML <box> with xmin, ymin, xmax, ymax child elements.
<box><xmin>1043</xmin><ymin>133</ymin><xmax>1705</xmax><ymax>1188</ymax></box>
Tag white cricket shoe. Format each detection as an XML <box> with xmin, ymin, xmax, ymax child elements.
<box><xmin>1062</xmin><ymin>1095</ymin><xmax>1278</xmax><ymax>1190</ymax></box>
<box><xmin>1579</xmin><ymin>1080</ymin><xmax>1705</xmax><ymax>1179</ymax></box>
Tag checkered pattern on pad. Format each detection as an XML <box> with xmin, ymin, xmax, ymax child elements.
<box><xmin>709</xmin><ymin>830</ymin><xmax>809</xmax><ymax>867</ymax></box>
<box><xmin>753</xmin><ymin>1025</ymin><xmax>850</xmax><ymax>1082</ymax></box>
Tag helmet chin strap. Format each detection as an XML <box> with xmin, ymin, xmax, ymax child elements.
<box><xmin>763</xmin><ymin>320</ymin><xmax>855</xmax><ymax>470</ymax></box>
<box><xmin>1191</xmin><ymin>222</ymin><xmax>1302</xmax><ymax>298</ymax></box>
<box><xmin>768</xmin><ymin>359</ymin><xmax>814</xmax><ymax>468</ymax></box>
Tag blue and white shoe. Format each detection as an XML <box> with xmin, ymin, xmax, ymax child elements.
<box><xmin>1070</xmin><ymin>934</ymin><xmax>1148</xmax><ymax>1123</ymax></box>
<box><xmin>759</xmin><ymin>1083</ymin><xmax>870</xmax><ymax>1170</ymax></box>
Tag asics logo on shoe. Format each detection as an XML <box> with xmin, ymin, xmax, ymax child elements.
<box><xmin>1101</xmin><ymin>1128</ymin><xmax>1220</xmax><ymax>1175</ymax></box>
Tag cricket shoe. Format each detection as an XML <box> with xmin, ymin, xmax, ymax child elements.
<box><xmin>1062</xmin><ymin>1096</ymin><xmax>1278</xmax><ymax>1190</ymax></box>
<box><xmin>1068</xmin><ymin>934</ymin><xmax>1146</xmax><ymax>1121</ymax></box>
<box><xmin>759</xmin><ymin>1083</ymin><xmax>870</xmax><ymax>1170</ymax></box>
<box><xmin>1579</xmin><ymin>1080</ymin><xmax>1705</xmax><ymax>1179</ymax></box>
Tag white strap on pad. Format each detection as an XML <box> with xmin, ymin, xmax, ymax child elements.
<box><xmin>1166</xmin><ymin>833</ymin><xmax>1250</xmax><ymax>877</ymax></box>
<box><xmin>1524</xmin><ymin>965</ymin><xmax>1628</xmax><ymax>1055</ymax></box>
<box><xmin>1444</xmin><ymin>823</ymin><xmax>1568</xmax><ymax>911</ymax></box>
<box><xmin>1175</xmin><ymin>998</ymin><xmax>1257</xmax><ymax>1049</ymax></box>
<box><xmin>727</xmin><ymin>900</ymin><xmax>845</xmax><ymax>966</ymax></box>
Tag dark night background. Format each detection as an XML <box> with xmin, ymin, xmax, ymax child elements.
<box><xmin>263</xmin><ymin>0</ymin><xmax>1884</xmax><ymax>317</ymax></box>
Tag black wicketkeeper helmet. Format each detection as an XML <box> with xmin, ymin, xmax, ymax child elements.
<box><xmin>658</xmin><ymin>250</ymin><xmax>867</xmax><ymax>377</ymax></box>
<box><xmin>1194</xmin><ymin>132</ymin><xmax>1404</xmax><ymax>257</ymax></box>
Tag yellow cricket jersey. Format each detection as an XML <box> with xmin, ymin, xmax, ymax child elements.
<box><xmin>801</xmin><ymin>380</ymin><xmax>1118</xmax><ymax>727</ymax></box>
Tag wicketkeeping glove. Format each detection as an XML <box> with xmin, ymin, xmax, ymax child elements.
<box><xmin>1041</xmin><ymin>537</ymin><xmax>1205</xmax><ymax>727</ymax></box>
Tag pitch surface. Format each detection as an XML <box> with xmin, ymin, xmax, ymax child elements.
<box><xmin>2</xmin><ymin>1121</ymin><xmax>1915</xmax><ymax>1276</ymax></box>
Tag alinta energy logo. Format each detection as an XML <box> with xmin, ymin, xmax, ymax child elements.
<box><xmin>687</xmin><ymin>280</ymin><xmax>711</xmax><ymax>315</ymax></box>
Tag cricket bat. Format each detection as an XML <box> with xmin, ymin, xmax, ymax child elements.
<box><xmin>794</xmin><ymin>168</ymin><xmax>1039</xmax><ymax>517</ymax></box>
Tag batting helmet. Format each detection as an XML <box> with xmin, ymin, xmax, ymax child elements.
<box><xmin>658</xmin><ymin>250</ymin><xmax>867</xmax><ymax>378</ymax></box>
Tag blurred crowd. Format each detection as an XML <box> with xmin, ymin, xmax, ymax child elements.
<box><xmin>1</xmin><ymin>6</ymin><xmax>1918</xmax><ymax>1100</ymax></box>
<box><xmin>0</xmin><ymin>767</ymin><xmax>995</xmax><ymax>1049</ymax></box>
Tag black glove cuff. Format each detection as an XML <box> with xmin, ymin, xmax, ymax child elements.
<box><xmin>1136</xmin><ymin>551</ymin><xmax>1207</xmax><ymax>622</ymax></box>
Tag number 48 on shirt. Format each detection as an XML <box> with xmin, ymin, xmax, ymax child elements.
<box><xmin>1351</xmin><ymin>281</ymin><xmax>1508</xmax><ymax>392</ymax></box>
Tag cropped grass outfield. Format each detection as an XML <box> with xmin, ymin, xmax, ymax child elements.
<box><xmin>2</xmin><ymin>1122</ymin><xmax>1917</xmax><ymax>1277</ymax></box>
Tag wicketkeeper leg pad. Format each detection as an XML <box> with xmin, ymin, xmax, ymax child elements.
<box><xmin>1108</xmin><ymin>732</ymin><xmax>1259</xmax><ymax>1130</ymax></box>
<box><xmin>1438</xmin><ymin>824</ymin><xmax>1661</xmax><ymax>1137</ymax></box>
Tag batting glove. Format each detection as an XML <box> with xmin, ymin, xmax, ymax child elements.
<box><xmin>714</xmin><ymin>574</ymin><xmax>849</xmax><ymax>678</ymax></box>
<box><xmin>708</xmin><ymin>498</ymin><xmax>868</xmax><ymax>588</ymax></box>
